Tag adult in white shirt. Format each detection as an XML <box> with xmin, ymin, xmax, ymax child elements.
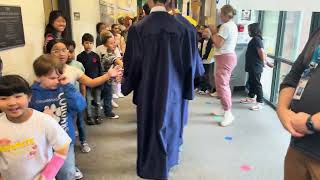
<box><xmin>209</xmin><ymin>5</ymin><xmax>238</xmax><ymax>127</ymax></box>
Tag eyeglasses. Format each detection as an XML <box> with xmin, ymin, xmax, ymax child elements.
<box><xmin>51</xmin><ymin>48</ymin><xmax>69</xmax><ymax>54</ymax></box>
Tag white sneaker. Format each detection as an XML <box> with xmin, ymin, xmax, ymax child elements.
<box><xmin>112</xmin><ymin>100</ymin><xmax>119</xmax><ymax>108</ymax></box>
<box><xmin>250</xmin><ymin>103</ymin><xmax>264</xmax><ymax>111</ymax></box>
<box><xmin>75</xmin><ymin>166</ymin><xmax>83</xmax><ymax>179</ymax></box>
<box><xmin>240</xmin><ymin>97</ymin><xmax>256</xmax><ymax>104</ymax></box>
<box><xmin>80</xmin><ymin>142</ymin><xmax>91</xmax><ymax>153</ymax></box>
<box><xmin>117</xmin><ymin>92</ymin><xmax>125</xmax><ymax>98</ymax></box>
<box><xmin>112</xmin><ymin>94</ymin><xmax>119</xmax><ymax>99</ymax></box>
<box><xmin>220</xmin><ymin>110</ymin><xmax>234</xmax><ymax>127</ymax></box>
<box><xmin>210</xmin><ymin>92</ymin><xmax>219</xmax><ymax>97</ymax></box>
<box><xmin>198</xmin><ymin>90</ymin><xmax>209</xmax><ymax>95</ymax></box>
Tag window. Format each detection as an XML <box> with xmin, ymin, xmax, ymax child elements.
<box><xmin>262</xmin><ymin>11</ymin><xmax>280</xmax><ymax>55</ymax></box>
<box><xmin>274</xmin><ymin>62</ymin><xmax>293</xmax><ymax>104</ymax></box>
<box><xmin>281</xmin><ymin>11</ymin><xmax>312</xmax><ymax>61</ymax></box>
<box><xmin>261</xmin><ymin>57</ymin><xmax>275</xmax><ymax>101</ymax></box>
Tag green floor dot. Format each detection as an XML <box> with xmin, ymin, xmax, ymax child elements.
<box><xmin>213</xmin><ymin>116</ymin><xmax>222</xmax><ymax>122</ymax></box>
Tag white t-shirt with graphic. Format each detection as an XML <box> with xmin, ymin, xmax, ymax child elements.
<box><xmin>0</xmin><ymin>110</ymin><xmax>71</xmax><ymax>180</ymax></box>
<box><xmin>215</xmin><ymin>20</ymin><xmax>238</xmax><ymax>55</ymax></box>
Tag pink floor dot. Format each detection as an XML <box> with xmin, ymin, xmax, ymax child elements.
<box><xmin>240</xmin><ymin>165</ymin><xmax>253</xmax><ymax>172</ymax></box>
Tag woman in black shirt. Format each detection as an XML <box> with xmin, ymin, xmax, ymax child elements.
<box><xmin>240</xmin><ymin>23</ymin><xmax>273</xmax><ymax>110</ymax></box>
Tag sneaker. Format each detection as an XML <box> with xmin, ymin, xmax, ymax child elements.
<box><xmin>75</xmin><ymin>166</ymin><xmax>83</xmax><ymax>179</ymax></box>
<box><xmin>220</xmin><ymin>110</ymin><xmax>234</xmax><ymax>127</ymax></box>
<box><xmin>195</xmin><ymin>88</ymin><xmax>199</xmax><ymax>93</ymax></box>
<box><xmin>198</xmin><ymin>90</ymin><xmax>208</xmax><ymax>95</ymax></box>
<box><xmin>240</xmin><ymin>97</ymin><xmax>256</xmax><ymax>104</ymax></box>
<box><xmin>80</xmin><ymin>142</ymin><xmax>91</xmax><ymax>153</ymax></box>
<box><xmin>117</xmin><ymin>92</ymin><xmax>125</xmax><ymax>98</ymax></box>
<box><xmin>75</xmin><ymin>130</ymin><xmax>79</xmax><ymax>137</ymax></box>
<box><xmin>250</xmin><ymin>103</ymin><xmax>264</xmax><ymax>111</ymax></box>
<box><xmin>112</xmin><ymin>100</ymin><xmax>119</xmax><ymax>108</ymax></box>
<box><xmin>86</xmin><ymin>117</ymin><xmax>95</xmax><ymax>125</ymax></box>
<box><xmin>105</xmin><ymin>112</ymin><xmax>120</xmax><ymax>119</ymax></box>
<box><xmin>113</xmin><ymin>94</ymin><xmax>119</xmax><ymax>99</ymax></box>
<box><xmin>95</xmin><ymin>116</ymin><xmax>103</xmax><ymax>124</ymax></box>
<box><xmin>179</xmin><ymin>144</ymin><xmax>184</xmax><ymax>152</ymax></box>
<box><xmin>210</xmin><ymin>92</ymin><xmax>219</xmax><ymax>97</ymax></box>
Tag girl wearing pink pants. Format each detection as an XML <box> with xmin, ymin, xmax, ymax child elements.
<box><xmin>210</xmin><ymin>5</ymin><xmax>238</xmax><ymax>126</ymax></box>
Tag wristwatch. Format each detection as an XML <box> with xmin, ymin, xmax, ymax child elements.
<box><xmin>306</xmin><ymin>115</ymin><xmax>315</xmax><ymax>132</ymax></box>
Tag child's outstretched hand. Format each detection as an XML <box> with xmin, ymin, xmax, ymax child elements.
<box><xmin>107</xmin><ymin>65</ymin><xmax>123</xmax><ymax>78</ymax></box>
<box><xmin>58</xmin><ymin>74</ymin><xmax>70</xmax><ymax>85</ymax></box>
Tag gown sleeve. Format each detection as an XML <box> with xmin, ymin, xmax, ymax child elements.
<box><xmin>122</xmin><ymin>26</ymin><xmax>143</xmax><ymax>96</ymax></box>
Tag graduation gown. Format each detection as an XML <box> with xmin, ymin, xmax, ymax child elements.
<box><xmin>122</xmin><ymin>11</ymin><xmax>198</xmax><ymax>180</ymax></box>
<box><xmin>173</xmin><ymin>13</ymin><xmax>204</xmax><ymax>147</ymax></box>
<box><xmin>173</xmin><ymin>13</ymin><xmax>204</xmax><ymax>127</ymax></box>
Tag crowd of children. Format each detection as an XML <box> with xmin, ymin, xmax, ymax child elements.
<box><xmin>0</xmin><ymin>10</ymin><xmax>124</xmax><ymax>180</ymax></box>
<box><xmin>0</xmin><ymin>6</ymin><xmax>276</xmax><ymax>180</ymax></box>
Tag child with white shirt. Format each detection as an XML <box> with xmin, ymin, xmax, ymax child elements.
<box><xmin>0</xmin><ymin>75</ymin><xmax>71</xmax><ymax>180</ymax></box>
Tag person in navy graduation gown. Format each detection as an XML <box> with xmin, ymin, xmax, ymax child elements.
<box><xmin>167</xmin><ymin>5</ymin><xmax>205</xmax><ymax>146</ymax></box>
<box><xmin>121</xmin><ymin>0</ymin><xmax>202</xmax><ymax>179</ymax></box>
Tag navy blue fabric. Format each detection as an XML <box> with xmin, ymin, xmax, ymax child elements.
<box><xmin>77</xmin><ymin>51</ymin><xmax>102</xmax><ymax>79</ymax></box>
<box><xmin>102</xmin><ymin>81</ymin><xmax>113</xmax><ymax>115</ymax></box>
<box><xmin>122</xmin><ymin>11</ymin><xmax>203</xmax><ymax>179</ymax></box>
<box><xmin>29</xmin><ymin>83</ymin><xmax>86</xmax><ymax>143</ymax></box>
<box><xmin>173</xmin><ymin>13</ymin><xmax>204</xmax><ymax>148</ymax></box>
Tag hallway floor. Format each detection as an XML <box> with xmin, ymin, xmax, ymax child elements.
<box><xmin>76</xmin><ymin>92</ymin><xmax>290</xmax><ymax>180</ymax></box>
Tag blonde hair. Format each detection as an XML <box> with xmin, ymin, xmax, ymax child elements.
<box><xmin>100</xmin><ymin>30</ymin><xmax>114</xmax><ymax>45</ymax></box>
<box><xmin>33</xmin><ymin>54</ymin><xmax>64</xmax><ymax>77</ymax></box>
<box><xmin>221</xmin><ymin>5</ymin><xmax>236</xmax><ymax>19</ymax></box>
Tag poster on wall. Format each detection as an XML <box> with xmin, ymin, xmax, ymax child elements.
<box><xmin>241</xmin><ymin>10</ymin><xmax>251</xmax><ymax>21</ymax></box>
<box><xmin>0</xmin><ymin>6</ymin><xmax>25</xmax><ymax>51</ymax></box>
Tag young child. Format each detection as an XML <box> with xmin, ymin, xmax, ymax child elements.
<box><xmin>198</xmin><ymin>26</ymin><xmax>214</xmax><ymax>95</ymax></box>
<box><xmin>77</xmin><ymin>33</ymin><xmax>104</xmax><ymax>125</ymax></box>
<box><xmin>45</xmin><ymin>39</ymin><xmax>122</xmax><ymax>115</ymax></box>
<box><xmin>110</xmin><ymin>24</ymin><xmax>126</xmax><ymax>99</ymax></box>
<box><xmin>29</xmin><ymin>54</ymin><xmax>87</xmax><ymax>180</ymax></box>
<box><xmin>96</xmin><ymin>22</ymin><xmax>107</xmax><ymax>47</ymax></box>
<box><xmin>240</xmin><ymin>23</ymin><xmax>273</xmax><ymax>110</ymax></box>
<box><xmin>96</xmin><ymin>31</ymin><xmax>123</xmax><ymax>119</ymax></box>
<box><xmin>0</xmin><ymin>75</ymin><xmax>71</xmax><ymax>180</ymax></box>
<box><xmin>44</xmin><ymin>10</ymin><xmax>67</xmax><ymax>53</ymax></box>
<box><xmin>66</xmin><ymin>40</ymin><xmax>91</xmax><ymax>153</ymax></box>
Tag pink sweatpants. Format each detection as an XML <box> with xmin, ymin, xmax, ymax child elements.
<box><xmin>214</xmin><ymin>53</ymin><xmax>237</xmax><ymax>111</ymax></box>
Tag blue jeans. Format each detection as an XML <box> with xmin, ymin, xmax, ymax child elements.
<box><xmin>56</xmin><ymin>144</ymin><xmax>75</xmax><ymax>180</ymax></box>
<box><xmin>102</xmin><ymin>81</ymin><xmax>113</xmax><ymax>115</ymax></box>
<box><xmin>73</xmin><ymin>111</ymin><xmax>86</xmax><ymax>143</ymax></box>
<box><xmin>86</xmin><ymin>87</ymin><xmax>102</xmax><ymax>118</ymax></box>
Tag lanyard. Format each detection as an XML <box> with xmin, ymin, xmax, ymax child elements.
<box><xmin>302</xmin><ymin>45</ymin><xmax>320</xmax><ymax>77</ymax></box>
<box><xmin>293</xmin><ymin>45</ymin><xmax>320</xmax><ymax>100</ymax></box>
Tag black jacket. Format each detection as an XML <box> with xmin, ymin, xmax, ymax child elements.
<box><xmin>77</xmin><ymin>51</ymin><xmax>102</xmax><ymax>79</ymax></box>
<box><xmin>198</xmin><ymin>38</ymin><xmax>213</xmax><ymax>60</ymax></box>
